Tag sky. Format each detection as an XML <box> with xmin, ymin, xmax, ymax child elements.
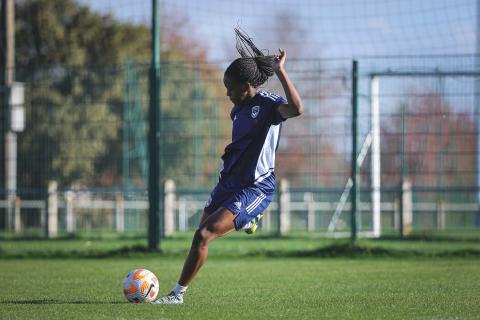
<box><xmin>78</xmin><ymin>0</ymin><xmax>478</xmax><ymax>62</ymax></box>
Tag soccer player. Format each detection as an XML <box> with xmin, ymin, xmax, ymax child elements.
<box><xmin>154</xmin><ymin>29</ymin><xmax>303</xmax><ymax>304</ymax></box>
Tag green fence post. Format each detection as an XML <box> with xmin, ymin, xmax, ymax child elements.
<box><xmin>148</xmin><ymin>0</ymin><xmax>161</xmax><ymax>251</ymax></box>
<box><xmin>351</xmin><ymin>60</ymin><xmax>359</xmax><ymax>243</ymax></box>
<box><xmin>400</xmin><ymin>103</ymin><xmax>410</xmax><ymax>238</ymax></box>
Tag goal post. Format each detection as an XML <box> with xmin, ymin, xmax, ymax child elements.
<box><xmin>327</xmin><ymin>74</ymin><xmax>381</xmax><ymax>238</ymax></box>
<box><xmin>371</xmin><ymin>76</ymin><xmax>381</xmax><ymax>237</ymax></box>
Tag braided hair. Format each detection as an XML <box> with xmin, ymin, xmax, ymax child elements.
<box><xmin>225</xmin><ymin>28</ymin><xmax>275</xmax><ymax>88</ymax></box>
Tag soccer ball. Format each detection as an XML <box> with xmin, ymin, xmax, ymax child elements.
<box><xmin>123</xmin><ymin>269</ymin><xmax>159</xmax><ymax>303</ymax></box>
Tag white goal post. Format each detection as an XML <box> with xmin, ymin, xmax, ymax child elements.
<box><xmin>327</xmin><ymin>76</ymin><xmax>381</xmax><ymax>237</ymax></box>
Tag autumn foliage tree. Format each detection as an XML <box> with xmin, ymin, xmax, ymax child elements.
<box><xmin>7</xmin><ymin>0</ymin><xmax>229</xmax><ymax>193</ymax></box>
<box><xmin>381</xmin><ymin>91</ymin><xmax>475</xmax><ymax>201</ymax></box>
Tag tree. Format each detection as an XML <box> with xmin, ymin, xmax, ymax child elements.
<box><xmin>11</xmin><ymin>0</ymin><xmax>230</xmax><ymax>193</ymax></box>
<box><xmin>12</xmin><ymin>0</ymin><xmax>151</xmax><ymax>191</ymax></box>
<box><xmin>381</xmin><ymin>91</ymin><xmax>475</xmax><ymax>201</ymax></box>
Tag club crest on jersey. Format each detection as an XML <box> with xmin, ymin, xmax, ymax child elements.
<box><xmin>251</xmin><ymin>106</ymin><xmax>260</xmax><ymax>118</ymax></box>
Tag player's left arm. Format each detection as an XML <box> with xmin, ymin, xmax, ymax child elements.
<box><xmin>273</xmin><ymin>48</ymin><xmax>304</xmax><ymax>119</ymax></box>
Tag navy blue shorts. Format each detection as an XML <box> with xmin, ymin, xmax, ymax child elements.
<box><xmin>204</xmin><ymin>183</ymin><xmax>274</xmax><ymax>230</ymax></box>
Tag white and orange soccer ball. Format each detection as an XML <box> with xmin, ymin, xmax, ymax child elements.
<box><xmin>123</xmin><ymin>269</ymin><xmax>159</xmax><ymax>303</ymax></box>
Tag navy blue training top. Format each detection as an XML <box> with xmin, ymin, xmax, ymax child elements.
<box><xmin>218</xmin><ymin>90</ymin><xmax>287</xmax><ymax>192</ymax></box>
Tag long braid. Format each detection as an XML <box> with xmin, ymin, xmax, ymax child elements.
<box><xmin>235</xmin><ymin>28</ymin><xmax>264</xmax><ymax>58</ymax></box>
<box><xmin>225</xmin><ymin>28</ymin><xmax>274</xmax><ymax>88</ymax></box>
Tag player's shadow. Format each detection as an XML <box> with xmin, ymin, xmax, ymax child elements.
<box><xmin>1</xmin><ymin>299</ymin><xmax>125</xmax><ymax>304</ymax></box>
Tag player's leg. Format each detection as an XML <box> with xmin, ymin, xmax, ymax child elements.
<box><xmin>178</xmin><ymin>207</ymin><xmax>236</xmax><ymax>286</ymax></box>
<box><xmin>153</xmin><ymin>207</ymin><xmax>236</xmax><ymax>304</ymax></box>
<box><xmin>198</xmin><ymin>211</ymin><xmax>209</xmax><ymax>225</ymax></box>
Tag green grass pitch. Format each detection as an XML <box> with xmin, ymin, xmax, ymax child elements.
<box><xmin>1</xmin><ymin>255</ymin><xmax>479</xmax><ymax>319</ymax></box>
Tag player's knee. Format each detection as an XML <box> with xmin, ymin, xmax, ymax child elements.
<box><xmin>193</xmin><ymin>226</ymin><xmax>216</xmax><ymax>246</ymax></box>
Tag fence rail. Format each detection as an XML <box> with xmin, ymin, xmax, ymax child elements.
<box><xmin>1</xmin><ymin>181</ymin><xmax>478</xmax><ymax>237</ymax></box>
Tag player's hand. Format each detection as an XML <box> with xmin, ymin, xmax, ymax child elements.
<box><xmin>273</xmin><ymin>48</ymin><xmax>286</xmax><ymax>73</ymax></box>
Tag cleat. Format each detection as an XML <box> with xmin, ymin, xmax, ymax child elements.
<box><xmin>151</xmin><ymin>291</ymin><xmax>184</xmax><ymax>305</ymax></box>
<box><xmin>243</xmin><ymin>214</ymin><xmax>263</xmax><ymax>234</ymax></box>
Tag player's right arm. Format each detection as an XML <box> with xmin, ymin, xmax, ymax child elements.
<box><xmin>273</xmin><ymin>49</ymin><xmax>304</xmax><ymax>119</ymax></box>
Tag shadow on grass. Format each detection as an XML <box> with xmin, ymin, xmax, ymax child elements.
<box><xmin>1</xmin><ymin>240</ymin><xmax>479</xmax><ymax>260</ymax></box>
<box><xmin>173</xmin><ymin>231</ymin><xmax>480</xmax><ymax>243</ymax></box>
<box><xmin>0</xmin><ymin>244</ymin><xmax>159</xmax><ymax>259</ymax></box>
<box><xmin>378</xmin><ymin>234</ymin><xmax>480</xmax><ymax>243</ymax></box>
<box><xmin>271</xmin><ymin>243</ymin><xmax>480</xmax><ymax>258</ymax></box>
<box><xmin>1</xmin><ymin>242</ymin><xmax>480</xmax><ymax>259</ymax></box>
<box><xmin>0</xmin><ymin>299</ymin><xmax>125</xmax><ymax>305</ymax></box>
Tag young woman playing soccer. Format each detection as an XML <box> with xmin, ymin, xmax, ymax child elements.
<box><xmin>154</xmin><ymin>29</ymin><xmax>303</xmax><ymax>304</ymax></box>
